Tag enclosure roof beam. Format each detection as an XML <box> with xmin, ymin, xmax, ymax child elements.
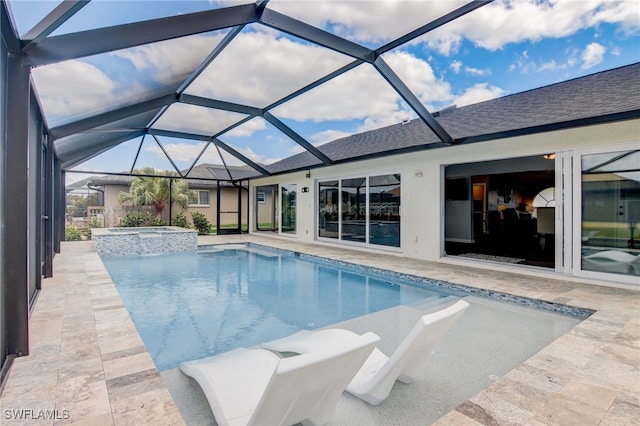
<box><xmin>25</xmin><ymin>4</ymin><xmax>259</xmax><ymax>66</ymax></box>
<box><xmin>211</xmin><ymin>138</ymin><xmax>271</xmax><ymax>176</ymax></box>
<box><xmin>263</xmin><ymin>112</ymin><xmax>333</xmax><ymax>165</ymax></box>
<box><xmin>50</xmin><ymin>94</ymin><xmax>176</xmax><ymax>140</ymax></box>
<box><xmin>259</xmin><ymin>8</ymin><xmax>374</xmax><ymax>61</ymax></box>
<box><xmin>22</xmin><ymin>1</ymin><xmax>89</xmax><ymax>53</ymax></box>
<box><xmin>373</xmin><ymin>56</ymin><xmax>454</xmax><ymax>144</ymax></box>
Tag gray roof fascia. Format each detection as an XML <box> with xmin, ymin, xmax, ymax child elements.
<box><xmin>60</xmin><ymin>130</ymin><xmax>145</xmax><ymax>169</ymax></box>
<box><xmin>21</xmin><ymin>1</ymin><xmax>89</xmax><ymax>53</ymax></box>
<box><xmin>180</xmin><ymin>94</ymin><xmax>263</xmax><ymax>116</ymax></box>
<box><xmin>263</xmin><ymin>112</ymin><xmax>333</xmax><ymax>165</ymax></box>
<box><xmin>457</xmin><ymin>109</ymin><xmax>640</xmax><ymax>145</ymax></box>
<box><xmin>259</xmin><ymin>8</ymin><xmax>374</xmax><ymax>62</ymax></box>
<box><xmin>211</xmin><ymin>138</ymin><xmax>271</xmax><ymax>176</ymax></box>
<box><xmin>50</xmin><ymin>94</ymin><xmax>176</xmax><ymax>140</ymax></box>
<box><xmin>24</xmin><ymin>4</ymin><xmax>260</xmax><ymax>66</ymax></box>
<box><xmin>376</xmin><ymin>1</ymin><xmax>493</xmax><ymax>56</ymax></box>
<box><xmin>373</xmin><ymin>56</ymin><xmax>454</xmax><ymax>144</ymax></box>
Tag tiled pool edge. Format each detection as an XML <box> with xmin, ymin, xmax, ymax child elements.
<box><xmin>201</xmin><ymin>242</ymin><xmax>595</xmax><ymax>320</ymax></box>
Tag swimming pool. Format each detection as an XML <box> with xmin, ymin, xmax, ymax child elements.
<box><xmin>102</xmin><ymin>244</ymin><xmax>588</xmax><ymax>374</ymax></box>
<box><xmin>102</xmin><ymin>245</ymin><xmax>461</xmax><ymax>370</ymax></box>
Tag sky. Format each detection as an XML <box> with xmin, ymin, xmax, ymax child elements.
<box><xmin>7</xmin><ymin>0</ymin><xmax>640</xmax><ymax>183</ymax></box>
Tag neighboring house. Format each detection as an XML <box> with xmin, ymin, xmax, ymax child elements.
<box><xmin>249</xmin><ymin>63</ymin><xmax>640</xmax><ymax>286</ymax></box>
<box><xmin>78</xmin><ymin>164</ymin><xmax>252</xmax><ymax>230</ymax></box>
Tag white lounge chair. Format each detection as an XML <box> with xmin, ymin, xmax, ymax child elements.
<box><xmin>179</xmin><ymin>331</ymin><xmax>380</xmax><ymax>426</ymax></box>
<box><xmin>583</xmin><ymin>250</ymin><xmax>640</xmax><ymax>263</ymax></box>
<box><xmin>262</xmin><ymin>299</ymin><xmax>470</xmax><ymax>406</ymax></box>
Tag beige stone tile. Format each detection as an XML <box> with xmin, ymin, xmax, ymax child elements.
<box><xmin>97</xmin><ymin>330</ymin><xmax>145</xmax><ymax>354</ymax></box>
<box><xmin>54</xmin><ymin>413</ymin><xmax>114</xmax><ymax>426</ymax></box>
<box><xmin>57</xmin><ymin>357</ymin><xmax>105</xmax><ymax>385</ymax></box>
<box><xmin>468</xmin><ymin>390</ymin><xmax>535</xmax><ymax>426</ymax></box>
<box><xmin>59</xmin><ymin>337</ymin><xmax>102</xmax><ymax>363</ymax></box>
<box><xmin>0</xmin><ymin>381</ymin><xmax>58</xmax><ymax>412</ymax></box>
<box><xmin>532</xmin><ymin>390</ymin><xmax>610</xmax><ymax>426</ymax></box>
<box><xmin>600</xmin><ymin>392</ymin><xmax>640</xmax><ymax>426</ymax></box>
<box><xmin>557</xmin><ymin>380</ymin><xmax>618</xmax><ymax>411</ymax></box>
<box><xmin>110</xmin><ymin>388</ymin><xmax>185</xmax><ymax>426</ymax></box>
<box><xmin>102</xmin><ymin>352</ymin><xmax>156</xmax><ymax>381</ymax></box>
<box><xmin>55</xmin><ymin>379</ymin><xmax>111</xmax><ymax>424</ymax></box>
<box><xmin>106</xmin><ymin>369</ymin><xmax>165</xmax><ymax>403</ymax></box>
<box><xmin>433</xmin><ymin>410</ymin><xmax>484</xmax><ymax>425</ymax></box>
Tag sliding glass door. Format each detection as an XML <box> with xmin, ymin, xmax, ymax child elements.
<box><xmin>369</xmin><ymin>174</ymin><xmax>401</xmax><ymax>247</ymax></box>
<box><xmin>579</xmin><ymin>149</ymin><xmax>640</xmax><ymax>278</ymax></box>
<box><xmin>318</xmin><ymin>180</ymin><xmax>339</xmax><ymax>239</ymax></box>
<box><xmin>281</xmin><ymin>184</ymin><xmax>296</xmax><ymax>234</ymax></box>
<box><xmin>317</xmin><ymin>174</ymin><xmax>400</xmax><ymax>247</ymax></box>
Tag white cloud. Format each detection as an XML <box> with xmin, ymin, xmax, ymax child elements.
<box><xmin>383</xmin><ymin>50</ymin><xmax>453</xmax><ymax>106</ymax></box>
<box><xmin>232</xmin><ymin>146</ymin><xmax>282</xmax><ymax>166</ymax></box>
<box><xmin>153</xmin><ymin>103</ymin><xmax>247</xmax><ymax>136</ymax></box>
<box><xmin>184</xmin><ymin>31</ymin><xmax>352</xmax><ymax>107</ymax></box>
<box><xmin>272</xmin><ymin>64</ymin><xmax>402</xmax><ymax>121</ymax></box>
<box><xmin>224</xmin><ymin>118</ymin><xmax>268</xmax><ymax>138</ymax></box>
<box><xmin>509</xmin><ymin>50</ymin><xmax>574</xmax><ymax>74</ymax></box>
<box><xmin>421</xmin><ymin>0</ymin><xmax>639</xmax><ymax>55</ymax></box>
<box><xmin>450</xmin><ymin>60</ymin><xmax>463</xmax><ymax>74</ymax></box>
<box><xmin>465</xmin><ymin>66</ymin><xmax>491</xmax><ymax>76</ymax></box>
<box><xmin>454</xmin><ymin>83</ymin><xmax>505</xmax><ymax>107</ymax></box>
<box><xmin>310</xmin><ymin>129</ymin><xmax>353</xmax><ymax>146</ymax></box>
<box><xmin>581</xmin><ymin>42</ymin><xmax>606</xmax><ymax>69</ymax></box>
<box><xmin>112</xmin><ymin>32</ymin><xmax>226</xmax><ymax>85</ymax></box>
<box><xmin>146</xmin><ymin>142</ymin><xmax>207</xmax><ymax>163</ymax></box>
<box><xmin>32</xmin><ymin>61</ymin><xmax>119</xmax><ymax>124</ymax></box>
<box><xmin>268</xmin><ymin>0</ymin><xmax>468</xmax><ymax>46</ymax></box>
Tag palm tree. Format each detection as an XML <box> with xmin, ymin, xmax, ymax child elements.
<box><xmin>117</xmin><ymin>168</ymin><xmax>193</xmax><ymax>217</ymax></box>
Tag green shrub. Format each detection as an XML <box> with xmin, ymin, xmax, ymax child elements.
<box><xmin>191</xmin><ymin>212</ymin><xmax>212</xmax><ymax>234</ymax></box>
<box><xmin>65</xmin><ymin>225</ymin><xmax>82</xmax><ymax>241</ymax></box>
<box><xmin>89</xmin><ymin>216</ymin><xmax>102</xmax><ymax>228</ymax></box>
<box><xmin>117</xmin><ymin>211</ymin><xmax>167</xmax><ymax>227</ymax></box>
<box><xmin>149</xmin><ymin>216</ymin><xmax>167</xmax><ymax>226</ymax></box>
<box><xmin>172</xmin><ymin>212</ymin><xmax>190</xmax><ymax>228</ymax></box>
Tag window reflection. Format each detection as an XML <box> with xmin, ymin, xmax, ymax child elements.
<box><xmin>318</xmin><ymin>180</ymin><xmax>339</xmax><ymax>239</ymax></box>
<box><xmin>281</xmin><ymin>184</ymin><xmax>296</xmax><ymax>234</ymax></box>
<box><xmin>581</xmin><ymin>150</ymin><xmax>640</xmax><ymax>277</ymax></box>
<box><xmin>369</xmin><ymin>174</ymin><xmax>401</xmax><ymax>247</ymax></box>
<box><xmin>317</xmin><ymin>174</ymin><xmax>400</xmax><ymax>247</ymax></box>
<box><xmin>341</xmin><ymin>177</ymin><xmax>367</xmax><ymax>243</ymax></box>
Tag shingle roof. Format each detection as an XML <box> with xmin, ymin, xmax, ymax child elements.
<box><xmin>80</xmin><ymin>163</ymin><xmax>255</xmax><ymax>189</ymax></box>
<box><xmin>267</xmin><ymin>63</ymin><xmax>640</xmax><ymax>175</ymax></box>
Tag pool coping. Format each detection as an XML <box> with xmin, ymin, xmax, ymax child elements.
<box><xmin>1</xmin><ymin>235</ymin><xmax>638</xmax><ymax>425</ymax></box>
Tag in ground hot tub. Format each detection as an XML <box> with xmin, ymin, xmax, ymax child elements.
<box><xmin>92</xmin><ymin>226</ymin><xmax>198</xmax><ymax>256</ymax></box>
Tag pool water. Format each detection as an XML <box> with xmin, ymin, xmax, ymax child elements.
<box><xmin>102</xmin><ymin>247</ymin><xmax>459</xmax><ymax>370</ymax></box>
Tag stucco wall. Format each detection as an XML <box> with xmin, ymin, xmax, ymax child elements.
<box><xmin>249</xmin><ymin>119</ymin><xmax>640</xmax><ymax>263</ymax></box>
<box><xmin>102</xmin><ymin>186</ymin><xmax>248</xmax><ymax>228</ymax></box>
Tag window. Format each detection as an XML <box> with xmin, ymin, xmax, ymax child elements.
<box><xmin>188</xmin><ymin>190</ymin><xmax>209</xmax><ymax>206</ymax></box>
<box><xmin>317</xmin><ymin>174</ymin><xmax>400</xmax><ymax>247</ymax></box>
<box><xmin>580</xmin><ymin>149</ymin><xmax>640</xmax><ymax>278</ymax></box>
<box><xmin>281</xmin><ymin>184</ymin><xmax>297</xmax><ymax>234</ymax></box>
<box><xmin>257</xmin><ymin>191</ymin><xmax>266</xmax><ymax>204</ymax></box>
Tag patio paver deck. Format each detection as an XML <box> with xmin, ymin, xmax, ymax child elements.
<box><xmin>1</xmin><ymin>235</ymin><xmax>638</xmax><ymax>425</ymax></box>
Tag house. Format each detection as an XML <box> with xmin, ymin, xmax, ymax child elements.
<box><xmin>80</xmin><ymin>164</ymin><xmax>253</xmax><ymax>230</ymax></box>
<box><xmin>2</xmin><ymin>0</ymin><xmax>638</xmax><ymax>394</ymax></box>
<box><xmin>248</xmin><ymin>63</ymin><xmax>640</xmax><ymax>287</ymax></box>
